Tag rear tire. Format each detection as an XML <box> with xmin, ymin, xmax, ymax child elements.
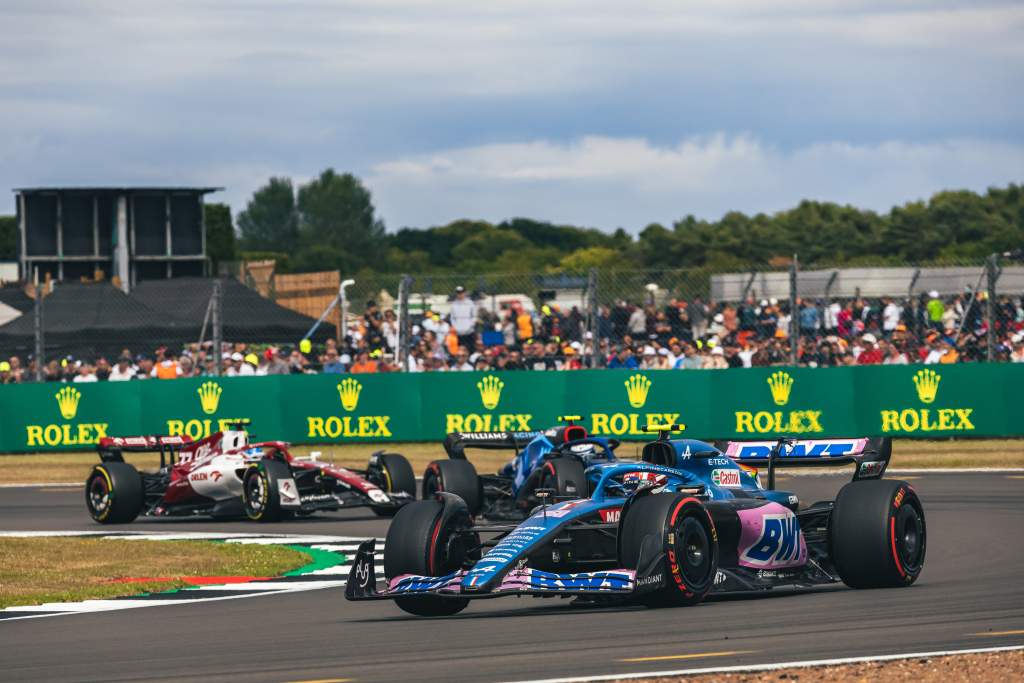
<box><xmin>831</xmin><ymin>479</ymin><xmax>926</xmax><ymax>589</ymax></box>
<box><xmin>518</xmin><ymin>457</ymin><xmax>588</xmax><ymax>508</ymax></box>
<box><xmin>384</xmin><ymin>499</ymin><xmax>478</xmax><ymax>616</ymax></box>
<box><xmin>85</xmin><ymin>463</ymin><xmax>143</xmax><ymax>524</ymax></box>
<box><xmin>619</xmin><ymin>493</ymin><xmax>718</xmax><ymax>607</ymax></box>
<box><xmin>242</xmin><ymin>459</ymin><xmax>294</xmax><ymax>522</ymax></box>
<box><xmin>422</xmin><ymin>460</ymin><xmax>481</xmax><ymax>515</ymax></box>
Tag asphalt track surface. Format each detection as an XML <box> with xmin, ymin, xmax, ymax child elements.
<box><xmin>1</xmin><ymin>472</ymin><xmax>1022</xmax><ymax>683</ymax></box>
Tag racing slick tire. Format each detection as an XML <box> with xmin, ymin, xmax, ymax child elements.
<box><xmin>384</xmin><ymin>498</ymin><xmax>478</xmax><ymax>616</ymax></box>
<box><xmin>242</xmin><ymin>459</ymin><xmax>294</xmax><ymax>522</ymax></box>
<box><xmin>619</xmin><ymin>492</ymin><xmax>718</xmax><ymax>607</ymax></box>
<box><xmin>85</xmin><ymin>462</ymin><xmax>143</xmax><ymax>524</ymax></box>
<box><xmin>518</xmin><ymin>456</ymin><xmax>589</xmax><ymax>508</ymax></box>
<box><xmin>422</xmin><ymin>460</ymin><xmax>482</xmax><ymax>516</ymax></box>
<box><xmin>369</xmin><ymin>452</ymin><xmax>416</xmax><ymax>517</ymax></box>
<box><xmin>830</xmin><ymin>479</ymin><xmax>926</xmax><ymax>589</ymax></box>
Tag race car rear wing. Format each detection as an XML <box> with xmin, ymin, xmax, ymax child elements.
<box><xmin>97</xmin><ymin>435</ymin><xmax>194</xmax><ymax>468</ymax></box>
<box><xmin>718</xmin><ymin>437</ymin><xmax>893</xmax><ymax>488</ymax></box>
<box><xmin>443</xmin><ymin>425</ymin><xmax>588</xmax><ymax>460</ymax></box>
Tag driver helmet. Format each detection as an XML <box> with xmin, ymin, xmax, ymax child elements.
<box><xmin>623</xmin><ymin>471</ymin><xmax>668</xmax><ymax>488</ymax></box>
<box><xmin>221</xmin><ymin>430</ymin><xmax>249</xmax><ymax>451</ymax></box>
<box><xmin>568</xmin><ymin>442</ymin><xmax>597</xmax><ymax>458</ymax></box>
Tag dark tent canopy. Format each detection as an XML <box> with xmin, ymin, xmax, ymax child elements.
<box><xmin>0</xmin><ymin>286</ymin><xmax>34</xmax><ymax>314</ymax></box>
<box><xmin>130</xmin><ymin>277</ymin><xmax>335</xmax><ymax>343</ymax></box>
<box><xmin>0</xmin><ymin>282</ymin><xmax>196</xmax><ymax>358</ymax></box>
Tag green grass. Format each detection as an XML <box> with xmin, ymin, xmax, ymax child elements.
<box><xmin>0</xmin><ymin>537</ymin><xmax>309</xmax><ymax>609</ymax></box>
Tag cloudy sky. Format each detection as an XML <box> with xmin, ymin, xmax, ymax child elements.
<box><xmin>2</xmin><ymin>0</ymin><xmax>1022</xmax><ymax>231</ymax></box>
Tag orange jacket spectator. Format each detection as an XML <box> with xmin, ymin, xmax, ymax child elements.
<box><xmin>445</xmin><ymin>329</ymin><xmax>459</xmax><ymax>356</ymax></box>
<box><xmin>516</xmin><ymin>311</ymin><xmax>533</xmax><ymax>341</ymax></box>
<box><xmin>155</xmin><ymin>359</ymin><xmax>179</xmax><ymax>379</ymax></box>
<box><xmin>349</xmin><ymin>351</ymin><xmax>379</xmax><ymax>373</ymax></box>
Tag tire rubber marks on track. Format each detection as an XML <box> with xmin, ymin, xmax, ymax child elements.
<box><xmin>0</xmin><ymin>531</ymin><xmax>383</xmax><ymax>621</ymax></box>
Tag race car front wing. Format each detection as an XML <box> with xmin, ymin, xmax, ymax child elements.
<box><xmin>344</xmin><ymin>540</ymin><xmax>642</xmax><ymax>601</ymax></box>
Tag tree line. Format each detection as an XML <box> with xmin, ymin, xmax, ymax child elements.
<box><xmin>2</xmin><ymin>174</ymin><xmax>1021</xmax><ymax>275</ymax></box>
<box><xmin>232</xmin><ymin>173</ymin><xmax>1023</xmax><ymax>274</ymax></box>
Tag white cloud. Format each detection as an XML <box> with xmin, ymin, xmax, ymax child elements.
<box><xmin>0</xmin><ymin>1</ymin><xmax>1020</xmax><ymax>224</ymax></box>
<box><xmin>368</xmin><ymin>134</ymin><xmax>1024</xmax><ymax>229</ymax></box>
<box><xmin>1</xmin><ymin>1</ymin><xmax>1020</xmax><ymax>94</ymax></box>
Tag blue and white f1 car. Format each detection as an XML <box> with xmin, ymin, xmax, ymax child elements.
<box><xmin>420</xmin><ymin>420</ymin><xmax>619</xmax><ymax>520</ymax></box>
<box><xmin>346</xmin><ymin>428</ymin><xmax>926</xmax><ymax>616</ymax></box>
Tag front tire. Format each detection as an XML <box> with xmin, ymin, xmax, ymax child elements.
<box><xmin>370</xmin><ymin>452</ymin><xmax>416</xmax><ymax>497</ymax></box>
<box><xmin>242</xmin><ymin>459</ymin><xmax>294</xmax><ymax>522</ymax></box>
<box><xmin>384</xmin><ymin>499</ymin><xmax>478</xmax><ymax>616</ymax></box>
<box><xmin>619</xmin><ymin>493</ymin><xmax>718</xmax><ymax>607</ymax></box>
<box><xmin>422</xmin><ymin>460</ymin><xmax>481</xmax><ymax>515</ymax></box>
<box><xmin>831</xmin><ymin>479</ymin><xmax>926</xmax><ymax>588</ymax></box>
<box><xmin>85</xmin><ymin>463</ymin><xmax>143</xmax><ymax>524</ymax></box>
<box><xmin>369</xmin><ymin>452</ymin><xmax>416</xmax><ymax>517</ymax></box>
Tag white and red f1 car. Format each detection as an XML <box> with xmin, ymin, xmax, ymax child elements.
<box><xmin>85</xmin><ymin>422</ymin><xmax>415</xmax><ymax>523</ymax></box>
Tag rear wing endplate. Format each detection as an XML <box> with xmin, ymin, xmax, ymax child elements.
<box><xmin>97</xmin><ymin>435</ymin><xmax>194</xmax><ymax>466</ymax></box>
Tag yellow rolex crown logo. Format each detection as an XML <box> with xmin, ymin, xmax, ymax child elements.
<box><xmin>624</xmin><ymin>374</ymin><xmax>652</xmax><ymax>408</ymax></box>
<box><xmin>197</xmin><ymin>381</ymin><xmax>222</xmax><ymax>415</ymax></box>
<box><xmin>337</xmin><ymin>378</ymin><xmax>363</xmax><ymax>412</ymax></box>
<box><xmin>55</xmin><ymin>386</ymin><xmax>81</xmax><ymax>420</ymax></box>
<box><xmin>913</xmin><ymin>369</ymin><xmax>941</xmax><ymax>404</ymax></box>
<box><xmin>477</xmin><ymin>375</ymin><xmax>505</xmax><ymax>410</ymax></box>
<box><xmin>767</xmin><ymin>371</ymin><xmax>794</xmax><ymax>406</ymax></box>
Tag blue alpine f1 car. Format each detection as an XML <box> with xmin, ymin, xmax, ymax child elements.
<box><xmin>420</xmin><ymin>419</ymin><xmax>618</xmax><ymax>520</ymax></box>
<box><xmin>347</xmin><ymin>428</ymin><xmax>926</xmax><ymax>616</ymax></box>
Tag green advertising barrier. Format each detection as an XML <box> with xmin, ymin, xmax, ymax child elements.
<box><xmin>0</xmin><ymin>364</ymin><xmax>1020</xmax><ymax>452</ymax></box>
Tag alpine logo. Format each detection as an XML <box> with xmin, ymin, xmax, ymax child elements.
<box><xmin>355</xmin><ymin>559</ymin><xmax>371</xmax><ymax>587</ymax></box>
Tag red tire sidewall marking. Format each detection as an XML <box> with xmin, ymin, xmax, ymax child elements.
<box><xmin>890</xmin><ymin>486</ymin><xmax>909</xmax><ymax>579</ymax></box>
<box><xmin>428</xmin><ymin>511</ymin><xmax>444</xmax><ymax>575</ymax></box>
<box><xmin>667</xmin><ymin>497</ymin><xmax>702</xmax><ymax>596</ymax></box>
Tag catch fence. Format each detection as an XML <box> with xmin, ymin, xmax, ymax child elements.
<box><xmin>2</xmin><ymin>255</ymin><xmax>1022</xmax><ymax>383</ymax></box>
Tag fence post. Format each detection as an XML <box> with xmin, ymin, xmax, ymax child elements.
<box><xmin>397</xmin><ymin>274</ymin><xmax>412</xmax><ymax>371</ymax></box>
<box><xmin>33</xmin><ymin>269</ymin><xmax>45</xmax><ymax>382</ymax></box>
<box><xmin>212</xmin><ymin>278</ymin><xmax>223</xmax><ymax>377</ymax></box>
<box><xmin>588</xmin><ymin>268</ymin><xmax>600</xmax><ymax>369</ymax></box>
<box><xmin>986</xmin><ymin>253</ymin><xmax>1000</xmax><ymax>362</ymax></box>
<box><xmin>339</xmin><ymin>278</ymin><xmax>355</xmax><ymax>345</ymax></box>
<box><xmin>789</xmin><ymin>255</ymin><xmax>798</xmax><ymax>365</ymax></box>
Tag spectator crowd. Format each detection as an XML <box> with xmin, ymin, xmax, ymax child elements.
<box><xmin>2</xmin><ymin>285</ymin><xmax>1023</xmax><ymax>383</ymax></box>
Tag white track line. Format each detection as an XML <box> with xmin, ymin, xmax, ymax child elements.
<box><xmin>888</xmin><ymin>467</ymin><xmax>1024</xmax><ymax>473</ymax></box>
<box><xmin>0</xmin><ymin>482</ymin><xmax>83</xmax><ymax>488</ymax></box>
<box><xmin>0</xmin><ymin>531</ymin><xmax>383</xmax><ymax>621</ymax></box>
<box><xmin>500</xmin><ymin>645</ymin><xmax>1024</xmax><ymax>683</ymax></box>
<box><xmin>0</xmin><ymin>531</ymin><xmax>378</xmax><ymax>542</ymax></box>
